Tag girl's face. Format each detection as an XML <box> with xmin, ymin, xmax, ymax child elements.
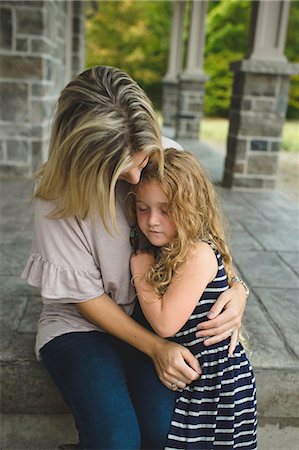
<box><xmin>136</xmin><ymin>181</ymin><xmax>177</xmax><ymax>247</ymax></box>
<box><xmin>119</xmin><ymin>152</ymin><xmax>149</xmax><ymax>185</ymax></box>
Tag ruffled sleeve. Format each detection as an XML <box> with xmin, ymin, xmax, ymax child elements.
<box><xmin>21</xmin><ymin>253</ymin><xmax>104</xmax><ymax>303</ymax></box>
<box><xmin>21</xmin><ymin>197</ymin><xmax>105</xmax><ymax>303</ymax></box>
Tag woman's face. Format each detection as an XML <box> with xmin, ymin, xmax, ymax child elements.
<box><xmin>119</xmin><ymin>152</ymin><xmax>149</xmax><ymax>185</ymax></box>
<box><xmin>135</xmin><ymin>180</ymin><xmax>177</xmax><ymax>247</ymax></box>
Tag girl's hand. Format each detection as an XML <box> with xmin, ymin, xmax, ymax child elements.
<box><xmin>195</xmin><ymin>282</ymin><xmax>246</xmax><ymax>355</ymax></box>
<box><xmin>130</xmin><ymin>249</ymin><xmax>155</xmax><ymax>277</ymax></box>
<box><xmin>150</xmin><ymin>338</ymin><xmax>201</xmax><ymax>390</ymax></box>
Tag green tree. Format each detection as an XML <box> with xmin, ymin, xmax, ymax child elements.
<box><xmin>205</xmin><ymin>0</ymin><xmax>250</xmax><ymax>55</ymax></box>
<box><xmin>86</xmin><ymin>0</ymin><xmax>299</xmax><ymax>118</ymax></box>
<box><xmin>285</xmin><ymin>0</ymin><xmax>299</xmax><ymax>119</ymax></box>
<box><xmin>86</xmin><ymin>0</ymin><xmax>172</xmax><ymax>108</ymax></box>
<box><xmin>204</xmin><ymin>0</ymin><xmax>250</xmax><ymax>117</ymax></box>
<box><xmin>204</xmin><ymin>0</ymin><xmax>299</xmax><ymax>118</ymax></box>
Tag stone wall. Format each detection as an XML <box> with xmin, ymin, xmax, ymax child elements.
<box><xmin>162</xmin><ymin>80</ymin><xmax>178</xmax><ymax>128</ymax></box>
<box><xmin>223</xmin><ymin>60</ymin><xmax>299</xmax><ymax>189</ymax></box>
<box><xmin>176</xmin><ymin>75</ymin><xmax>208</xmax><ymax>140</ymax></box>
<box><xmin>0</xmin><ymin>0</ymin><xmax>85</xmax><ymax>178</ymax></box>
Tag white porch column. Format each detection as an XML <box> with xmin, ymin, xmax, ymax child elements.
<box><xmin>246</xmin><ymin>0</ymin><xmax>290</xmax><ymax>63</ymax></box>
<box><xmin>162</xmin><ymin>0</ymin><xmax>186</xmax><ymax>128</ymax></box>
<box><xmin>164</xmin><ymin>0</ymin><xmax>185</xmax><ymax>82</ymax></box>
<box><xmin>224</xmin><ymin>0</ymin><xmax>298</xmax><ymax>190</ymax></box>
<box><xmin>184</xmin><ymin>0</ymin><xmax>208</xmax><ymax>77</ymax></box>
<box><xmin>176</xmin><ymin>0</ymin><xmax>209</xmax><ymax>140</ymax></box>
<box><xmin>65</xmin><ymin>0</ymin><xmax>74</xmax><ymax>85</ymax></box>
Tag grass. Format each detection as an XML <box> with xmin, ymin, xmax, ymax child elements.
<box><xmin>200</xmin><ymin>118</ymin><xmax>299</xmax><ymax>152</ymax></box>
<box><xmin>281</xmin><ymin>121</ymin><xmax>299</xmax><ymax>152</ymax></box>
<box><xmin>200</xmin><ymin>119</ymin><xmax>229</xmax><ymax>144</ymax></box>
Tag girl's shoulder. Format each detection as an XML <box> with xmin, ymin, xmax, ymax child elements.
<box><xmin>193</xmin><ymin>240</ymin><xmax>218</xmax><ymax>256</ymax></box>
<box><xmin>190</xmin><ymin>241</ymin><xmax>219</xmax><ymax>281</ymax></box>
<box><xmin>194</xmin><ymin>240</ymin><xmax>222</xmax><ymax>258</ymax></box>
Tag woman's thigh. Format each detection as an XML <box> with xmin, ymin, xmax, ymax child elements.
<box><xmin>41</xmin><ymin>331</ymin><xmax>141</xmax><ymax>450</ymax></box>
<box><xmin>129</xmin><ymin>304</ymin><xmax>176</xmax><ymax>449</ymax></box>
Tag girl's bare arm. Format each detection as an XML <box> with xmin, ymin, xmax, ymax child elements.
<box><xmin>131</xmin><ymin>242</ymin><xmax>218</xmax><ymax>338</ymax></box>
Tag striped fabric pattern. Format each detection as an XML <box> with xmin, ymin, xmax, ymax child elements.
<box><xmin>165</xmin><ymin>246</ymin><xmax>257</xmax><ymax>450</ymax></box>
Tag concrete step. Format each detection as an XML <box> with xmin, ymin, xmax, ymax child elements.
<box><xmin>1</xmin><ymin>294</ymin><xmax>299</xmax><ymax>420</ymax></box>
<box><xmin>1</xmin><ymin>414</ymin><xmax>299</xmax><ymax>450</ymax></box>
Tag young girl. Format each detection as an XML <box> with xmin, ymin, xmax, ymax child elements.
<box><xmin>130</xmin><ymin>148</ymin><xmax>257</xmax><ymax>449</ymax></box>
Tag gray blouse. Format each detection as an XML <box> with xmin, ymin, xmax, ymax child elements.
<box><xmin>21</xmin><ymin>136</ymin><xmax>182</xmax><ymax>359</ymax></box>
<box><xmin>21</xmin><ymin>181</ymin><xmax>135</xmax><ymax>359</ymax></box>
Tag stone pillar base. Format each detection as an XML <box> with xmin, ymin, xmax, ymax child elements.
<box><xmin>223</xmin><ymin>59</ymin><xmax>299</xmax><ymax>189</ymax></box>
<box><xmin>162</xmin><ymin>79</ymin><xmax>179</xmax><ymax>128</ymax></box>
<box><xmin>175</xmin><ymin>74</ymin><xmax>208</xmax><ymax>140</ymax></box>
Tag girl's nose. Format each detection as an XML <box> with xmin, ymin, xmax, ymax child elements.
<box><xmin>148</xmin><ymin>211</ymin><xmax>159</xmax><ymax>227</ymax></box>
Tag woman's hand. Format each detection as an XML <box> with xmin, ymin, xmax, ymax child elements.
<box><xmin>195</xmin><ymin>282</ymin><xmax>247</xmax><ymax>356</ymax></box>
<box><xmin>130</xmin><ymin>249</ymin><xmax>155</xmax><ymax>278</ymax></box>
<box><xmin>77</xmin><ymin>293</ymin><xmax>200</xmax><ymax>391</ymax></box>
<box><xmin>150</xmin><ymin>338</ymin><xmax>201</xmax><ymax>391</ymax></box>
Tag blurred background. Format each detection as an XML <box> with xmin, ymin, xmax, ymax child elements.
<box><xmin>85</xmin><ymin>0</ymin><xmax>299</xmax><ymax>199</ymax></box>
<box><xmin>1</xmin><ymin>1</ymin><xmax>299</xmax><ymax>448</ymax></box>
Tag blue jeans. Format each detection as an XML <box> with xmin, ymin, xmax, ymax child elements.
<box><xmin>41</xmin><ymin>305</ymin><xmax>176</xmax><ymax>450</ymax></box>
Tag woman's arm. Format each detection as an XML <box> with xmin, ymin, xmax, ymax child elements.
<box><xmin>130</xmin><ymin>242</ymin><xmax>218</xmax><ymax>338</ymax></box>
<box><xmin>195</xmin><ymin>273</ymin><xmax>247</xmax><ymax>355</ymax></box>
<box><xmin>76</xmin><ymin>294</ymin><xmax>201</xmax><ymax>390</ymax></box>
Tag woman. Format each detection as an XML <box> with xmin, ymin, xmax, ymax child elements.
<box><xmin>21</xmin><ymin>66</ymin><xmax>247</xmax><ymax>450</ymax></box>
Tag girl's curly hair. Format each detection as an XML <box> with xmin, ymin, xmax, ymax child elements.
<box><xmin>133</xmin><ymin>148</ymin><xmax>233</xmax><ymax>296</ymax></box>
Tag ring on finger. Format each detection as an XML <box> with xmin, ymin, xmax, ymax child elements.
<box><xmin>171</xmin><ymin>381</ymin><xmax>178</xmax><ymax>391</ymax></box>
<box><xmin>228</xmin><ymin>329</ymin><xmax>233</xmax><ymax>337</ymax></box>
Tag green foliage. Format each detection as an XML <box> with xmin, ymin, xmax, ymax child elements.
<box><xmin>287</xmin><ymin>75</ymin><xmax>299</xmax><ymax>119</ymax></box>
<box><xmin>285</xmin><ymin>0</ymin><xmax>299</xmax><ymax>62</ymax></box>
<box><xmin>204</xmin><ymin>51</ymin><xmax>243</xmax><ymax>118</ymax></box>
<box><xmin>204</xmin><ymin>0</ymin><xmax>299</xmax><ymax>119</ymax></box>
<box><xmin>203</xmin><ymin>0</ymin><xmax>250</xmax><ymax>117</ymax></box>
<box><xmin>86</xmin><ymin>0</ymin><xmax>299</xmax><ymax>118</ymax></box>
<box><xmin>205</xmin><ymin>0</ymin><xmax>251</xmax><ymax>55</ymax></box>
<box><xmin>285</xmin><ymin>1</ymin><xmax>299</xmax><ymax>119</ymax></box>
<box><xmin>86</xmin><ymin>0</ymin><xmax>172</xmax><ymax>108</ymax></box>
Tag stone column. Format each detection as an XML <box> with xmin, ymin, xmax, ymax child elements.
<box><xmin>0</xmin><ymin>0</ymin><xmax>86</xmax><ymax>178</ymax></box>
<box><xmin>176</xmin><ymin>0</ymin><xmax>208</xmax><ymax>140</ymax></box>
<box><xmin>223</xmin><ymin>0</ymin><xmax>299</xmax><ymax>189</ymax></box>
<box><xmin>162</xmin><ymin>0</ymin><xmax>186</xmax><ymax>128</ymax></box>
<box><xmin>72</xmin><ymin>0</ymin><xmax>86</xmax><ymax>79</ymax></box>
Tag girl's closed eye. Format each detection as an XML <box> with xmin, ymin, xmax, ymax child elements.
<box><xmin>136</xmin><ymin>205</ymin><xmax>148</xmax><ymax>213</ymax></box>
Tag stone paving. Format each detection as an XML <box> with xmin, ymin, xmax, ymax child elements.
<box><xmin>1</xmin><ymin>137</ymin><xmax>299</xmax><ymax>449</ymax></box>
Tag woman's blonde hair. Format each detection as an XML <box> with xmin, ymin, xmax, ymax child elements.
<box><xmin>134</xmin><ymin>148</ymin><xmax>233</xmax><ymax>296</ymax></box>
<box><xmin>33</xmin><ymin>65</ymin><xmax>163</xmax><ymax>232</ymax></box>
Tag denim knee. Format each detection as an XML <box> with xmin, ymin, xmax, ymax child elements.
<box><xmin>41</xmin><ymin>332</ymin><xmax>143</xmax><ymax>450</ymax></box>
<box><xmin>78</xmin><ymin>418</ymin><xmax>141</xmax><ymax>450</ymax></box>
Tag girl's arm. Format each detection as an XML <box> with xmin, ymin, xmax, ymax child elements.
<box><xmin>130</xmin><ymin>242</ymin><xmax>218</xmax><ymax>338</ymax></box>
<box><xmin>76</xmin><ymin>294</ymin><xmax>201</xmax><ymax>390</ymax></box>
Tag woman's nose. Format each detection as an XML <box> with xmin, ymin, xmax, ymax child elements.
<box><xmin>126</xmin><ymin>168</ymin><xmax>141</xmax><ymax>185</ymax></box>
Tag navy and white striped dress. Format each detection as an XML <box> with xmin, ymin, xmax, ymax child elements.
<box><xmin>165</xmin><ymin>245</ymin><xmax>257</xmax><ymax>450</ymax></box>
